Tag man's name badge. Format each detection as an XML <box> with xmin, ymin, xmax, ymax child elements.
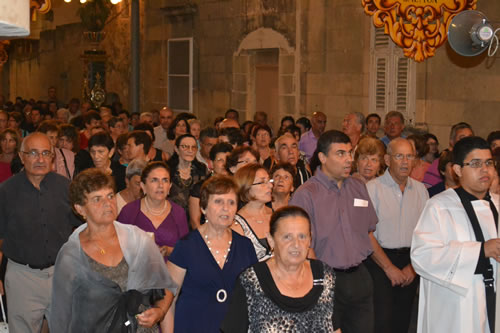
<box><xmin>354</xmin><ymin>198</ymin><xmax>369</xmax><ymax>207</ymax></box>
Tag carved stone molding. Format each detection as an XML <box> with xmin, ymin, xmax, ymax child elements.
<box><xmin>161</xmin><ymin>3</ymin><xmax>197</xmax><ymax>21</ymax></box>
<box><xmin>362</xmin><ymin>0</ymin><xmax>477</xmax><ymax>62</ymax></box>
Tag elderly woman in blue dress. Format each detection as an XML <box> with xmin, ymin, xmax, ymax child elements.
<box><xmin>165</xmin><ymin>175</ymin><xmax>257</xmax><ymax>333</ymax></box>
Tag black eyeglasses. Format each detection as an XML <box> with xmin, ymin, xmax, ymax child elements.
<box><xmin>463</xmin><ymin>159</ymin><xmax>496</xmax><ymax>169</ymax></box>
<box><xmin>391</xmin><ymin>154</ymin><xmax>416</xmax><ymax>161</ymax></box>
<box><xmin>21</xmin><ymin>150</ymin><xmax>54</xmax><ymax>159</ymax></box>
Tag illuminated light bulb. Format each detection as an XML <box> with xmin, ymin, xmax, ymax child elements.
<box><xmin>110</xmin><ymin>0</ymin><xmax>122</xmax><ymax>4</ymax></box>
<box><xmin>64</xmin><ymin>0</ymin><xmax>71</xmax><ymax>3</ymax></box>
<box><xmin>80</xmin><ymin>0</ymin><xmax>87</xmax><ymax>3</ymax></box>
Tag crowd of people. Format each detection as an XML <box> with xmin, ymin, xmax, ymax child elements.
<box><xmin>0</xmin><ymin>87</ymin><xmax>499</xmax><ymax>333</ymax></box>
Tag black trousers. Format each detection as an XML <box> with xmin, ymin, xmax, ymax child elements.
<box><xmin>333</xmin><ymin>262</ymin><xmax>374</xmax><ymax>333</ymax></box>
<box><xmin>365</xmin><ymin>250</ymin><xmax>418</xmax><ymax>333</ymax></box>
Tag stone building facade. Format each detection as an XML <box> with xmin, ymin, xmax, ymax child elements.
<box><xmin>1</xmin><ymin>0</ymin><xmax>499</xmax><ymax>145</ymax></box>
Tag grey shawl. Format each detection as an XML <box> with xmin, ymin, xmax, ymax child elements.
<box><xmin>49</xmin><ymin>221</ymin><xmax>177</xmax><ymax>333</ymax></box>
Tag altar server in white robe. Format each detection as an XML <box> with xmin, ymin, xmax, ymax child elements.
<box><xmin>411</xmin><ymin>136</ymin><xmax>500</xmax><ymax>333</ymax></box>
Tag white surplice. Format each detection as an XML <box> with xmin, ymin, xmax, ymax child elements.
<box><xmin>411</xmin><ymin>189</ymin><xmax>499</xmax><ymax>333</ymax></box>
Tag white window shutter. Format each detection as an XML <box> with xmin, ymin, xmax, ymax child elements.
<box><xmin>395</xmin><ymin>56</ymin><xmax>409</xmax><ymax>112</ymax></box>
<box><xmin>167</xmin><ymin>38</ymin><xmax>193</xmax><ymax>113</ymax></box>
<box><xmin>374</xmin><ymin>27</ymin><xmax>390</xmax><ymax>51</ymax></box>
<box><xmin>369</xmin><ymin>27</ymin><xmax>416</xmax><ymax>124</ymax></box>
<box><xmin>375</xmin><ymin>56</ymin><xmax>388</xmax><ymax>113</ymax></box>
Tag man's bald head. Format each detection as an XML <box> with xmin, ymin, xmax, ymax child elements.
<box><xmin>219</xmin><ymin>118</ymin><xmax>240</xmax><ymax>130</ymax></box>
<box><xmin>159</xmin><ymin>107</ymin><xmax>174</xmax><ymax>129</ymax></box>
<box><xmin>311</xmin><ymin>112</ymin><xmax>327</xmax><ymax>137</ymax></box>
<box><xmin>21</xmin><ymin>132</ymin><xmax>52</xmax><ymax>153</ymax></box>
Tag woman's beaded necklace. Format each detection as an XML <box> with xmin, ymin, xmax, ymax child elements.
<box><xmin>204</xmin><ymin>233</ymin><xmax>232</xmax><ymax>265</ymax></box>
<box><xmin>144</xmin><ymin>197</ymin><xmax>167</xmax><ymax>216</ymax></box>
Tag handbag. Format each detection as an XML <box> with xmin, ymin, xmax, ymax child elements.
<box><xmin>0</xmin><ymin>296</ymin><xmax>8</xmax><ymax>333</ymax></box>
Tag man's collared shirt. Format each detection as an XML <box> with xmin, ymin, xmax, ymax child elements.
<box><xmin>0</xmin><ymin>171</ymin><xmax>81</xmax><ymax>267</ymax></box>
<box><xmin>196</xmin><ymin>151</ymin><xmax>212</xmax><ymax>171</ymax></box>
<box><xmin>381</xmin><ymin>134</ymin><xmax>407</xmax><ymax>147</ymax></box>
<box><xmin>367</xmin><ymin>169</ymin><xmax>429</xmax><ymax>249</ymax></box>
<box><xmin>153</xmin><ymin>125</ymin><xmax>174</xmax><ymax>156</ymax></box>
<box><xmin>298</xmin><ymin>130</ymin><xmax>318</xmax><ymax>162</ymax></box>
<box><xmin>290</xmin><ymin>168</ymin><xmax>378</xmax><ymax>269</ymax></box>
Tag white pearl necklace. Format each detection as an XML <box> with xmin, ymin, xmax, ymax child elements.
<box><xmin>204</xmin><ymin>234</ymin><xmax>232</xmax><ymax>265</ymax></box>
<box><xmin>144</xmin><ymin>197</ymin><xmax>167</xmax><ymax>216</ymax></box>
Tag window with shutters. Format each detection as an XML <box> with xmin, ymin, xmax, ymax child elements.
<box><xmin>369</xmin><ymin>26</ymin><xmax>416</xmax><ymax>124</ymax></box>
<box><xmin>167</xmin><ymin>38</ymin><xmax>193</xmax><ymax>113</ymax></box>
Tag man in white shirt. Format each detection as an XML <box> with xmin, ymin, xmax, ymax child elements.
<box><xmin>366</xmin><ymin>138</ymin><xmax>429</xmax><ymax>333</ymax></box>
<box><xmin>411</xmin><ymin>136</ymin><xmax>499</xmax><ymax>333</ymax></box>
<box><xmin>153</xmin><ymin>107</ymin><xmax>174</xmax><ymax>157</ymax></box>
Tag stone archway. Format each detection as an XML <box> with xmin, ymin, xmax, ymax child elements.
<box><xmin>231</xmin><ymin>28</ymin><xmax>297</xmax><ymax>129</ymax></box>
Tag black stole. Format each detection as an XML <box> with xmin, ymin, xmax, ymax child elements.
<box><xmin>454</xmin><ymin>187</ymin><xmax>499</xmax><ymax>331</ymax></box>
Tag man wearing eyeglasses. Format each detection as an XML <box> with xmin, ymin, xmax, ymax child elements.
<box><xmin>411</xmin><ymin>136</ymin><xmax>499</xmax><ymax>333</ymax></box>
<box><xmin>291</xmin><ymin>130</ymin><xmax>378</xmax><ymax>333</ymax></box>
<box><xmin>0</xmin><ymin>132</ymin><xmax>81</xmax><ymax>333</ymax></box>
<box><xmin>274</xmin><ymin>133</ymin><xmax>311</xmax><ymax>189</ymax></box>
<box><xmin>365</xmin><ymin>138</ymin><xmax>429</xmax><ymax>333</ymax></box>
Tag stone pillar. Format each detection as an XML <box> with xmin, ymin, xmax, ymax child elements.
<box><xmin>130</xmin><ymin>0</ymin><xmax>140</xmax><ymax>114</ymax></box>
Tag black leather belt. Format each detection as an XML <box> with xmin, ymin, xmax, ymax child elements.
<box><xmin>10</xmin><ymin>258</ymin><xmax>54</xmax><ymax>270</ymax></box>
<box><xmin>383</xmin><ymin>247</ymin><xmax>410</xmax><ymax>255</ymax></box>
<box><xmin>333</xmin><ymin>264</ymin><xmax>360</xmax><ymax>273</ymax></box>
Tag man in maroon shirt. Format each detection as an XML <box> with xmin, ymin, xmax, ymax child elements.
<box><xmin>290</xmin><ymin>130</ymin><xmax>378</xmax><ymax>333</ymax></box>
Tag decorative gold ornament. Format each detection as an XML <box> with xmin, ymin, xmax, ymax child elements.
<box><xmin>91</xmin><ymin>73</ymin><xmax>106</xmax><ymax>108</ymax></box>
<box><xmin>31</xmin><ymin>0</ymin><xmax>51</xmax><ymax>21</ymax></box>
<box><xmin>362</xmin><ymin>0</ymin><xmax>477</xmax><ymax>62</ymax></box>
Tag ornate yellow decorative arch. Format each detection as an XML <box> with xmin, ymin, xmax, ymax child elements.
<box><xmin>362</xmin><ymin>0</ymin><xmax>477</xmax><ymax>62</ymax></box>
<box><xmin>31</xmin><ymin>0</ymin><xmax>51</xmax><ymax>20</ymax></box>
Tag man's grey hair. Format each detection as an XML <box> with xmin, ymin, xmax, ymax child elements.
<box><xmin>274</xmin><ymin>132</ymin><xmax>297</xmax><ymax>151</ymax></box>
<box><xmin>349</xmin><ymin>112</ymin><xmax>365</xmax><ymax>132</ymax></box>
<box><xmin>139</xmin><ymin>112</ymin><xmax>153</xmax><ymax>120</ymax></box>
<box><xmin>57</xmin><ymin>108</ymin><xmax>70</xmax><ymax>119</ymax></box>
<box><xmin>384</xmin><ymin>111</ymin><xmax>405</xmax><ymax>124</ymax></box>
<box><xmin>125</xmin><ymin>158</ymin><xmax>148</xmax><ymax>180</ymax></box>
<box><xmin>199</xmin><ymin>127</ymin><xmax>218</xmax><ymax>141</ymax></box>
<box><xmin>449</xmin><ymin>122</ymin><xmax>473</xmax><ymax>144</ymax></box>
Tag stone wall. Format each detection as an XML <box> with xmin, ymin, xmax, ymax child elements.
<box><xmin>142</xmin><ymin>0</ymin><xmax>372</xmax><ymax>131</ymax></box>
<box><xmin>415</xmin><ymin>1</ymin><xmax>500</xmax><ymax>146</ymax></box>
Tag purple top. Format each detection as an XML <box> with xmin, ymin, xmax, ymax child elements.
<box><xmin>422</xmin><ymin>158</ymin><xmax>441</xmax><ymax>188</ymax></box>
<box><xmin>117</xmin><ymin>199</ymin><xmax>189</xmax><ymax>259</ymax></box>
<box><xmin>298</xmin><ymin>130</ymin><xmax>318</xmax><ymax>162</ymax></box>
<box><xmin>289</xmin><ymin>167</ymin><xmax>378</xmax><ymax>269</ymax></box>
